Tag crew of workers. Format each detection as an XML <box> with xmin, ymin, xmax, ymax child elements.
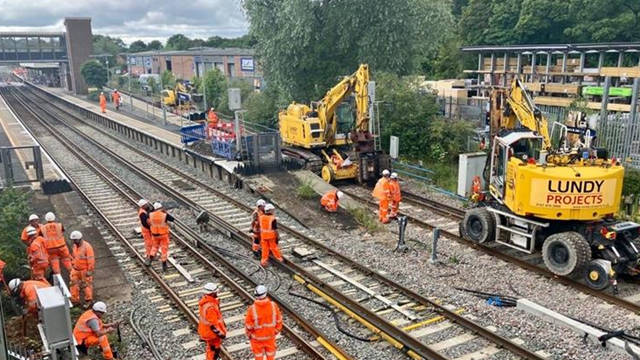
<box><xmin>197</xmin><ymin>283</ymin><xmax>282</xmax><ymax>360</ymax></box>
<box><xmin>138</xmin><ymin>200</ymin><xmax>175</xmax><ymax>271</ymax></box>
<box><xmin>6</xmin><ymin>211</ymin><xmax>118</xmax><ymax>358</ymax></box>
<box><xmin>372</xmin><ymin>170</ymin><xmax>402</xmax><ymax>223</ymax></box>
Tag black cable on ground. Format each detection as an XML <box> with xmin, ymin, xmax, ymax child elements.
<box><xmin>287</xmin><ymin>284</ymin><xmax>372</xmax><ymax>342</ymax></box>
<box><xmin>454</xmin><ymin>287</ymin><xmax>517</xmax><ymax>307</ymax></box>
<box><xmin>129</xmin><ymin>309</ymin><xmax>162</xmax><ymax>360</ymax></box>
<box><xmin>267</xmin><ymin>268</ymin><xmax>282</xmax><ymax>292</ymax></box>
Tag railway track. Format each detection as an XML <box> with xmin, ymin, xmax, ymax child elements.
<box><xmin>1</xmin><ymin>85</ymin><xmax>350</xmax><ymax>360</ymax></box>
<box><xmin>339</xmin><ymin>183</ymin><xmax>640</xmax><ymax>319</ymax></box>
<box><xmin>14</xmin><ymin>83</ymin><xmax>546</xmax><ymax>360</ymax></box>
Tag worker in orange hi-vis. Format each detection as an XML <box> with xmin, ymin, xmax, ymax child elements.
<box><xmin>41</xmin><ymin>212</ymin><xmax>73</xmax><ymax>274</ymax></box>
<box><xmin>388</xmin><ymin>172</ymin><xmax>402</xmax><ymax>219</ymax></box>
<box><xmin>70</xmin><ymin>231</ymin><xmax>95</xmax><ymax>307</ymax></box>
<box><xmin>25</xmin><ymin>226</ymin><xmax>49</xmax><ymax>281</ymax></box>
<box><xmin>245</xmin><ymin>285</ymin><xmax>283</xmax><ymax>360</ymax></box>
<box><xmin>0</xmin><ymin>259</ymin><xmax>8</xmax><ymax>292</ymax></box>
<box><xmin>208</xmin><ymin>107</ymin><xmax>219</xmax><ymax>128</ymax></box>
<box><xmin>147</xmin><ymin>202</ymin><xmax>175</xmax><ymax>271</ymax></box>
<box><xmin>74</xmin><ymin>302</ymin><xmax>119</xmax><ymax>360</ymax></box>
<box><xmin>320</xmin><ymin>190</ymin><xmax>344</xmax><ymax>213</ymax></box>
<box><xmin>99</xmin><ymin>92</ymin><xmax>107</xmax><ymax>113</ymax></box>
<box><xmin>20</xmin><ymin>214</ymin><xmax>42</xmax><ymax>244</ymax></box>
<box><xmin>251</xmin><ymin>200</ymin><xmax>266</xmax><ymax>259</ymax></box>
<box><xmin>112</xmin><ymin>89</ymin><xmax>121</xmax><ymax>111</ymax></box>
<box><xmin>8</xmin><ymin>278</ymin><xmax>50</xmax><ymax>316</ymax></box>
<box><xmin>198</xmin><ymin>283</ymin><xmax>227</xmax><ymax>360</ymax></box>
<box><xmin>138</xmin><ymin>199</ymin><xmax>154</xmax><ymax>261</ymax></box>
<box><xmin>372</xmin><ymin>169</ymin><xmax>392</xmax><ymax>223</ymax></box>
<box><xmin>259</xmin><ymin>204</ymin><xmax>283</xmax><ymax>267</ymax></box>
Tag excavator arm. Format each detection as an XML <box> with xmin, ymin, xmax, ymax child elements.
<box><xmin>503</xmin><ymin>78</ymin><xmax>551</xmax><ymax>149</ymax></box>
<box><xmin>316</xmin><ymin>64</ymin><xmax>369</xmax><ymax>146</ymax></box>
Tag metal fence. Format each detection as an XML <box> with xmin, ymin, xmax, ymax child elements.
<box><xmin>0</xmin><ymin>145</ymin><xmax>44</xmax><ymax>188</ymax></box>
<box><xmin>438</xmin><ymin>96</ymin><xmax>489</xmax><ymax>126</ymax></box>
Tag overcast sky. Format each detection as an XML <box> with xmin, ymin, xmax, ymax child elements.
<box><xmin>0</xmin><ymin>0</ymin><xmax>248</xmax><ymax>44</ymax></box>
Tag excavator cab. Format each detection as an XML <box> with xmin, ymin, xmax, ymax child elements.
<box><xmin>489</xmin><ymin>131</ymin><xmax>544</xmax><ymax>203</ymax></box>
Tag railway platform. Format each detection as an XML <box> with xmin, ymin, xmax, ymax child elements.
<box><xmin>0</xmin><ymin>85</ymin><xmax>65</xmax><ymax>189</ymax></box>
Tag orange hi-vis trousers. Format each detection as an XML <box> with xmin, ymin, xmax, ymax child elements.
<box><xmin>48</xmin><ymin>246</ymin><xmax>72</xmax><ymax>274</ymax></box>
<box><xmin>250</xmin><ymin>339</ymin><xmax>276</xmax><ymax>360</ymax></box>
<box><xmin>83</xmin><ymin>334</ymin><xmax>114</xmax><ymax>359</ymax></box>
<box><xmin>378</xmin><ymin>199</ymin><xmax>390</xmax><ymax>223</ymax></box>
<box><xmin>260</xmin><ymin>239</ymin><xmax>283</xmax><ymax>266</ymax></box>
<box><xmin>151</xmin><ymin>234</ymin><xmax>169</xmax><ymax>261</ymax></box>
<box><xmin>142</xmin><ymin>230</ymin><xmax>153</xmax><ymax>258</ymax></box>
<box><xmin>31</xmin><ymin>265</ymin><xmax>48</xmax><ymax>281</ymax></box>
<box><xmin>70</xmin><ymin>269</ymin><xmax>93</xmax><ymax>304</ymax></box>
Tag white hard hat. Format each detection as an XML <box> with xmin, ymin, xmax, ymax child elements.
<box><xmin>256</xmin><ymin>199</ymin><xmax>266</xmax><ymax>207</ymax></box>
<box><xmin>93</xmin><ymin>301</ymin><xmax>107</xmax><ymax>313</ymax></box>
<box><xmin>70</xmin><ymin>231</ymin><xmax>82</xmax><ymax>240</ymax></box>
<box><xmin>255</xmin><ymin>285</ymin><xmax>267</xmax><ymax>298</ymax></box>
<box><xmin>138</xmin><ymin>199</ymin><xmax>149</xmax><ymax>207</ymax></box>
<box><xmin>153</xmin><ymin>202</ymin><xmax>163</xmax><ymax>210</ymax></box>
<box><xmin>336</xmin><ymin>191</ymin><xmax>344</xmax><ymax>199</ymax></box>
<box><xmin>28</xmin><ymin>214</ymin><xmax>39</xmax><ymax>221</ymax></box>
<box><xmin>26</xmin><ymin>226</ymin><xmax>38</xmax><ymax>236</ymax></box>
<box><xmin>8</xmin><ymin>279</ymin><xmax>21</xmax><ymax>292</ymax></box>
<box><xmin>390</xmin><ymin>172</ymin><xmax>398</xmax><ymax>179</ymax></box>
<box><xmin>45</xmin><ymin>212</ymin><xmax>55</xmax><ymax>222</ymax></box>
<box><xmin>264</xmin><ymin>204</ymin><xmax>275</xmax><ymax>212</ymax></box>
<box><xmin>203</xmin><ymin>283</ymin><xmax>219</xmax><ymax>295</ymax></box>
<box><xmin>382</xmin><ymin>169</ymin><xmax>390</xmax><ymax>176</ymax></box>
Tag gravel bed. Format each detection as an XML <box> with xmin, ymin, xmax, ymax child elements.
<box><xmin>319</xmin><ymin>221</ymin><xmax>638</xmax><ymax>360</ymax></box>
<box><xmin>402</xmin><ymin>177</ymin><xmax>468</xmax><ymax>211</ymax></box>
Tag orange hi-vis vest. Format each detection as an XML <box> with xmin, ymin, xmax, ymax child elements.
<box><xmin>198</xmin><ymin>296</ymin><xmax>227</xmax><ymax>340</ymax></box>
<box><xmin>22</xmin><ymin>280</ymin><xmax>49</xmax><ymax>310</ymax></box>
<box><xmin>73</xmin><ymin>241</ymin><xmax>95</xmax><ymax>271</ymax></box>
<box><xmin>245</xmin><ymin>298</ymin><xmax>282</xmax><ymax>342</ymax></box>
<box><xmin>42</xmin><ymin>222</ymin><xmax>65</xmax><ymax>249</ymax></box>
<box><xmin>372</xmin><ymin>177</ymin><xmax>390</xmax><ymax>200</ymax></box>
<box><xmin>28</xmin><ymin>236</ymin><xmax>49</xmax><ymax>267</ymax></box>
<box><xmin>74</xmin><ymin>310</ymin><xmax>102</xmax><ymax>343</ymax></box>
<box><xmin>138</xmin><ymin>208</ymin><xmax>150</xmax><ymax>234</ymax></box>
<box><xmin>259</xmin><ymin>214</ymin><xmax>276</xmax><ymax>241</ymax></box>
<box><xmin>21</xmin><ymin>224</ymin><xmax>42</xmax><ymax>242</ymax></box>
<box><xmin>251</xmin><ymin>209</ymin><xmax>263</xmax><ymax>234</ymax></box>
<box><xmin>321</xmin><ymin>191</ymin><xmax>338</xmax><ymax>208</ymax></box>
<box><xmin>149</xmin><ymin>211</ymin><xmax>169</xmax><ymax>236</ymax></box>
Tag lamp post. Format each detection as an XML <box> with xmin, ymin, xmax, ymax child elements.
<box><xmin>193</xmin><ymin>46</ymin><xmax>208</xmax><ymax>112</ymax></box>
<box><xmin>157</xmin><ymin>50</ymin><xmax>167</xmax><ymax>125</ymax></box>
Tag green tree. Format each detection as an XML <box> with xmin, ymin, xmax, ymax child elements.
<box><xmin>128</xmin><ymin>40</ymin><xmax>148</xmax><ymax>53</ymax></box>
<box><xmin>515</xmin><ymin>0</ymin><xmax>571</xmax><ymax>43</ymax></box>
<box><xmin>166</xmin><ymin>34</ymin><xmax>194</xmax><ymax>50</ymax></box>
<box><xmin>147</xmin><ymin>40</ymin><xmax>164</xmax><ymax>50</ymax></box>
<box><xmin>161</xmin><ymin>70</ymin><xmax>176</xmax><ymax>89</ymax></box>
<box><xmin>219</xmin><ymin>78</ymin><xmax>254</xmax><ymax>114</ymax></box>
<box><xmin>242</xmin><ymin>0</ymin><xmax>454</xmax><ymax>101</ymax></box>
<box><xmin>565</xmin><ymin>0</ymin><xmax>640</xmax><ymax>42</ymax></box>
<box><xmin>80</xmin><ymin>60</ymin><xmax>108</xmax><ymax>89</ymax></box>
<box><xmin>93</xmin><ymin>34</ymin><xmax>126</xmax><ymax>66</ymax></box>
<box><xmin>205</xmin><ymin>34</ymin><xmax>256</xmax><ymax>48</ymax></box>
<box><xmin>0</xmin><ymin>188</ymin><xmax>30</xmax><ymax>279</ymax></box>
<box><xmin>244</xmin><ymin>89</ymin><xmax>279</xmax><ymax>127</ymax></box>
<box><xmin>203</xmin><ymin>68</ymin><xmax>227</xmax><ymax>110</ymax></box>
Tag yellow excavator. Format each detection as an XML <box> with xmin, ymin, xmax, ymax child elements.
<box><xmin>462</xmin><ymin>77</ymin><xmax>640</xmax><ymax>290</ymax></box>
<box><xmin>162</xmin><ymin>81</ymin><xmax>203</xmax><ymax>112</ymax></box>
<box><xmin>279</xmin><ymin>64</ymin><xmax>388</xmax><ymax>183</ymax></box>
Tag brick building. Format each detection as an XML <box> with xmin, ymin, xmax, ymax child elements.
<box><xmin>128</xmin><ymin>48</ymin><xmax>262</xmax><ymax>89</ymax></box>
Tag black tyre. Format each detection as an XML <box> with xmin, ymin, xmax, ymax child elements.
<box><xmin>463</xmin><ymin>208</ymin><xmax>495</xmax><ymax>244</ymax></box>
<box><xmin>542</xmin><ymin>231</ymin><xmax>591</xmax><ymax>276</ymax></box>
<box><xmin>583</xmin><ymin>260</ymin><xmax>611</xmax><ymax>291</ymax></box>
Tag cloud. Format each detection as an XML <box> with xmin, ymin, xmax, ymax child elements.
<box><xmin>0</xmin><ymin>0</ymin><xmax>248</xmax><ymax>44</ymax></box>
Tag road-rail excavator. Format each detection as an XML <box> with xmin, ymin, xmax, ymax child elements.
<box><xmin>462</xmin><ymin>78</ymin><xmax>640</xmax><ymax>290</ymax></box>
<box><xmin>278</xmin><ymin>64</ymin><xmax>388</xmax><ymax>183</ymax></box>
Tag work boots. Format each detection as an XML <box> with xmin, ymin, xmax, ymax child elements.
<box><xmin>162</xmin><ymin>261</ymin><xmax>168</xmax><ymax>272</ymax></box>
<box><xmin>145</xmin><ymin>256</ymin><xmax>154</xmax><ymax>267</ymax></box>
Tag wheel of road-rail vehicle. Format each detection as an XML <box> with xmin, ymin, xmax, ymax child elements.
<box><xmin>321</xmin><ymin>165</ymin><xmax>335</xmax><ymax>183</ymax></box>
<box><xmin>542</xmin><ymin>231</ymin><xmax>591</xmax><ymax>276</ymax></box>
<box><xmin>583</xmin><ymin>259</ymin><xmax>612</xmax><ymax>290</ymax></box>
<box><xmin>462</xmin><ymin>207</ymin><xmax>495</xmax><ymax>243</ymax></box>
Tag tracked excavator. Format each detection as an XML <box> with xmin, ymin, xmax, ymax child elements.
<box><xmin>279</xmin><ymin>64</ymin><xmax>388</xmax><ymax>183</ymax></box>
<box><xmin>462</xmin><ymin>78</ymin><xmax>640</xmax><ymax>290</ymax></box>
